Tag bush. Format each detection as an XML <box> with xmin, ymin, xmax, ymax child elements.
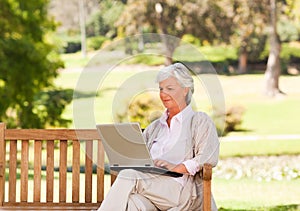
<box><xmin>117</xmin><ymin>94</ymin><xmax>245</xmax><ymax>136</ymax></box>
<box><xmin>64</xmin><ymin>41</ymin><xmax>81</xmax><ymax>53</ymax></box>
<box><xmin>181</xmin><ymin>34</ymin><xmax>201</xmax><ymax>46</ymax></box>
<box><xmin>87</xmin><ymin>36</ymin><xmax>108</xmax><ymax>50</ymax></box>
<box><xmin>212</xmin><ymin>105</ymin><xmax>245</xmax><ymax>136</ymax></box>
<box><xmin>224</xmin><ymin>106</ymin><xmax>245</xmax><ymax>132</ymax></box>
<box><xmin>116</xmin><ymin>93</ymin><xmax>164</xmax><ymax>129</ymax></box>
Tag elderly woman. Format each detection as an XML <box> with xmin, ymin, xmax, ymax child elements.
<box><xmin>98</xmin><ymin>62</ymin><xmax>219</xmax><ymax>211</ymax></box>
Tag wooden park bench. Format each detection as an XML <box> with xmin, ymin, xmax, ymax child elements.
<box><xmin>0</xmin><ymin>122</ymin><xmax>213</xmax><ymax>211</ymax></box>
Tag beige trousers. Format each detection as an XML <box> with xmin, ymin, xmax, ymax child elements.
<box><xmin>97</xmin><ymin>169</ymin><xmax>186</xmax><ymax>211</ymax></box>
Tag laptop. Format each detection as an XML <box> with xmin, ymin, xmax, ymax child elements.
<box><xmin>96</xmin><ymin>123</ymin><xmax>183</xmax><ymax>177</ymax></box>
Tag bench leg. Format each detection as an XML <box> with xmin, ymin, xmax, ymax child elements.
<box><xmin>202</xmin><ymin>164</ymin><xmax>212</xmax><ymax>211</ymax></box>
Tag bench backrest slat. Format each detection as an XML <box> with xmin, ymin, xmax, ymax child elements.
<box><xmin>4</xmin><ymin>129</ymin><xmax>99</xmax><ymax>140</ymax></box>
<box><xmin>59</xmin><ymin>140</ymin><xmax>68</xmax><ymax>202</ymax></box>
<box><xmin>8</xmin><ymin>140</ymin><xmax>17</xmax><ymax>202</ymax></box>
<box><xmin>46</xmin><ymin>140</ymin><xmax>55</xmax><ymax>202</ymax></box>
<box><xmin>72</xmin><ymin>140</ymin><xmax>80</xmax><ymax>203</ymax></box>
<box><xmin>97</xmin><ymin>141</ymin><xmax>105</xmax><ymax>203</ymax></box>
<box><xmin>85</xmin><ymin>141</ymin><xmax>93</xmax><ymax>203</ymax></box>
<box><xmin>34</xmin><ymin>140</ymin><xmax>42</xmax><ymax>202</ymax></box>
<box><xmin>21</xmin><ymin>140</ymin><xmax>29</xmax><ymax>202</ymax></box>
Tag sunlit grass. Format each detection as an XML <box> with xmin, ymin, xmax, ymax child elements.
<box><xmin>55</xmin><ymin>69</ymin><xmax>300</xmax><ymax>138</ymax></box>
<box><xmin>60</xmin><ymin>52</ymin><xmax>91</xmax><ymax>68</ymax></box>
<box><xmin>220</xmin><ymin>139</ymin><xmax>300</xmax><ymax>158</ymax></box>
<box><xmin>214</xmin><ymin>178</ymin><xmax>300</xmax><ymax>210</ymax></box>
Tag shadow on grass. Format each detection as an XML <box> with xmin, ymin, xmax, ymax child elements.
<box><xmin>219</xmin><ymin>204</ymin><xmax>300</xmax><ymax>211</ymax></box>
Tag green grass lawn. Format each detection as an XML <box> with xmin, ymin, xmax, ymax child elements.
<box><xmin>55</xmin><ymin>68</ymin><xmax>300</xmax><ymax>137</ymax></box>
<box><xmin>220</xmin><ymin>139</ymin><xmax>300</xmax><ymax>158</ymax></box>
<box><xmin>214</xmin><ymin>178</ymin><xmax>300</xmax><ymax>210</ymax></box>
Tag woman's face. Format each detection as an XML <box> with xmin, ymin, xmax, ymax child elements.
<box><xmin>159</xmin><ymin>77</ymin><xmax>188</xmax><ymax>111</ymax></box>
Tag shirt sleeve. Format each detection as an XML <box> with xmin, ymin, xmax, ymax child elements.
<box><xmin>190</xmin><ymin>112</ymin><xmax>220</xmax><ymax>169</ymax></box>
<box><xmin>182</xmin><ymin>159</ymin><xmax>200</xmax><ymax>176</ymax></box>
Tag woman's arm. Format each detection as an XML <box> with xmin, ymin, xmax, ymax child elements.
<box><xmin>190</xmin><ymin>112</ymin><xmax>220</xmax><ymax>168</ymax></box>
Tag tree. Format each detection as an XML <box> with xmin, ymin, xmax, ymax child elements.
<box><xmin>86</xmin><ymin>0</ymin><xmax>124</xmax><ymax>38</ymax></box>
<box><xmin>48</xmin><ymin>0</ymin><xmax>99</xmax><ymax>34</ymax></box>
<box><xmin>228</xmin><ymin>0</ymin><xmax>269</xmax><ymax>74</ymax></box>
<box><xmin>264</xmin><ymin>0</ymin><xmax>284</xmax><ymax>97</ymax></box>
<box><xmin>0</xmin><ymin>0</ymin><xmax>71</xmax><ymax>128</ymax></box>
<box><xmin>116</xmin><ymin>0</ymin><xmax>234</xmax><ymax>65</ymax></box>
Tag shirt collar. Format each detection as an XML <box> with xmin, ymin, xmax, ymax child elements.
<box><xmin>159</xmin><ymin>104</ymin><xmax>194</xmax><ymax>125</ymax></box>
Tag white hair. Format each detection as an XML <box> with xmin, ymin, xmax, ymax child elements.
<box><xmin>156</xmin><ymin>62</ymin><xmax>194</xmax><ymax>105</ymax></box>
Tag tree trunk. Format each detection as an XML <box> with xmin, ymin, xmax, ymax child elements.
<box><xmin>160</xmin><ymin>34</ymin><xmax>180</xmax><ymax>66</ymax></box>
<box><xmin>238</xmin><ymin>49</ymin><xmax>248</xmax><ymax>74</ymax></box>
<box><xmin>78</xmin><ymin>0</ymin><xmax>86</xmax><ymax>58</ymax></box>
<box><xmin>155</xmin><ymin>3</ymin><xmax>180</xmax><ymax>66</ymax></box>
<box><xmin>264</xmin><ymin>0</ymin><xmax>284</xmax><ymax>97</ymax></box>
<box><xmin>237</xmin><ymin>38</ymin><xmax>248</xmax><ymax>74</ymax></box>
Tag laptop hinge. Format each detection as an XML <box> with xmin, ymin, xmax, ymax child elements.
<box><xmin>145</xmin><ymin>164</ymin><xmax>151</xmax><ymax>167</ymax></box>
<box><xmin>113</xmin><ymin>164</ymin><xmax>119</xmax><ymax>166</ymax></box>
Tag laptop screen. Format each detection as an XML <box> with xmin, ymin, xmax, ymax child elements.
<box><xmin>96</xmin><ymin>123</ymin><xmax>154</xmax><ymax>167</ymax></box>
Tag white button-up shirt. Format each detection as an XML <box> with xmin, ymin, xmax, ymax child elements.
<box><xmin>150</xmin><ymin>105</ymin><xmax>200</xmax><ymax>185</ymax></box>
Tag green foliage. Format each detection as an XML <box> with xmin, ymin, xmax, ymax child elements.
<box><xmin>119</xmin><ymin>44</ymin><xmax>238</xmax><ymax>66</ymax></box>
<box><xmin>281</xmin><ymin>42</ymin><xmax>300</xmax><ymax>60</ymax></box>
<box><xmin>60</xmin><ymin>52</ymin><xmax>90</xmax><ymax>68</ymax></box>
<box><xmin>32</xmin><ymin>89</ymin><xmax>73</xmax><ymax>128</ymax></box>
<box><xmin>198</xmin><ymin>46</ymin><xmax>238</xmax><ymax>63</ymax></box>
<box><xmin>0</xmin><ymin>0</ymin><xmax>70</xmax><ymax>128</ymax></box>
<box><xmin>258</xmin><ymin>41</ymin><xmax>300</xmax><ymax>69</ymax></box>
<box><xmin>125</xmin><ymin>54</ymin><xmax>165</xmax><ymax>66</ymax></box>
<box><xmin>53</xmin><ymin>33</ymin><xmax>81</xmax><ymax>53</ymax></box>
<box><xmin>181</xmin><ymin>34</ymin><xmax>201</xmax><ymax>46</ymax></box>
<box><xmin>246</xmin><ymin>34</ymin><xmax>268</xmax><ymax>63</ymax></box>
<box><xmin>212</xmin><ymin>105</ymin><xmax>246</xmax><ymax>136</ymax></box>
<box><xmin>278</xmin><ymin>18</ymin><xmax>299</xmax><ymax>42</ymax></box>
<box><xmin>116</xmin><ymin>0</ymin><xmax>237</xmax><ymax>64</ymax></box>
<box><xmin>224</xmin><ymin>106</ymin><xmax>245</xmax><ymax>132</ymax></box>
<box><xmin>87</xmin><ymin>36</ymin><xmax>108</xmax><ymax>50</ymax></box>
<box><xmin>115</xmin><ymin>91</ymin><xmax>245</xmax><ymax>135</ymax></box>
<box><xmin>279</xmin><ymin>42</ymin><xmax>300</xmax><ymax>74</ymax></box>
<box><xmin>116</xmin><ymin>93</ymin><xmax>164</xmax><ymax>129</ymax></box>
<box><xmin>86</xmin><ymin>0</ymin><xmax>124</xmax><ymax>38</ymax></box>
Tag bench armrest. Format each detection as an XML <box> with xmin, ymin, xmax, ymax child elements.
<box><xmin>202</xmin><ymin>163</ymin><xmax>212</xmax><ymax>211</ymax></box>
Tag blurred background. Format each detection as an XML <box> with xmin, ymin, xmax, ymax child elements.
<box><xmin>1</xmin><ymin>0</ymin><xmax>300</xmax><ymax>210</ymax></box>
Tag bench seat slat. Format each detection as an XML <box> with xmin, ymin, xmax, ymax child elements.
<box><xmin>2</xmin><ymin>202</ymin><xmax>100</xmax><ymax>210</ymax></box>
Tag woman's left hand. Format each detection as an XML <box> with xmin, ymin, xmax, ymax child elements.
<box><xmin>154</xmin><ymin>159</ymin><xmax>176</xmax><ymax>170</ymax></box>
<box><xmin>154</xmin><ymin>159</ymin><xmax>189</xmax><ymax>174</ymax></box>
